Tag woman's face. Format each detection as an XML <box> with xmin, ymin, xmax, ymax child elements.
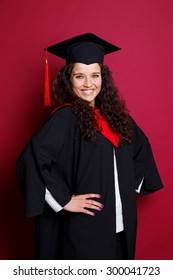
<box><xmin>71</xmin><ymin>63</ymin><xmax>102</xmax><ymax>106</ymax></box>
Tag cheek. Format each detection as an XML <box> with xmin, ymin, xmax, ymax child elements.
<box><xmin>72</xmin><ymin>79</ymin><xmax>81</xmax><ymax>91</ymax></box>
<box><xmin>97</xmin><ymin>78</ymin><xmax>102</xmax><ymax>89</ymax></box>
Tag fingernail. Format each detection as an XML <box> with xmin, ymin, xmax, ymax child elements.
<box><xmin>98</xmin><ymin>195</ymin><xmax>101</xmax><ymax>198</ymax></box>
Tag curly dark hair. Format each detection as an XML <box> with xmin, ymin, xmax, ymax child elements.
<box><xmin>51</xmin><ymin>63</ymin><xmax>132</xmax><ymax>145</ymax></box>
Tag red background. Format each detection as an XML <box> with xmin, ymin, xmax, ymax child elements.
<box><xmin>0</xmin><ymin>0</ymin><xmax>172</xmax><ymax>259</ymax></box>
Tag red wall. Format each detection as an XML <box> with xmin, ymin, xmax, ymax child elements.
<box><xmin>0</xmin><ymin>0</ymin><xmax>172</xmax><ymax>259</ymax></box>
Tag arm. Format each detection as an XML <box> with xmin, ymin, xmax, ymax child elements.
<box><xmin>16</xmin><ymin>112</ymin><xmax>71</xmax><ymax>217</ymax></box>
<box><xmin>131</xmin><ymin>118</ymin><xmax>163</xmax><ymax>194</ymax></box>
<box><xmin>16</xmin><ymin>111</ymin><xmax>102</xmax><ymax>217</ymax></box>
<box><xmin>135</xmin><ymin>178</ymin><xmax>144</xmax><ymax>193</ymax></box>
<box><xmin>45</xmin><ymin>188</ymin><xmax>103</xmax><ymax>216</ymax></box>
<box><xmin>45</xmin><ymin>188</ymin><xmax>63</xmax><ymax>212</ymax></box>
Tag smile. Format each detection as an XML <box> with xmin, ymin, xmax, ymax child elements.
<box><xmin>81</xmin><ymin>89</ymin><xmax>94</xmax><ymax>94</ymax></box>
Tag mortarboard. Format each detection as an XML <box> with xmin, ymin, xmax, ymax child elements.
<box><xmin>44</xmin><ymin>33</ymin><xmax>121</xmax><ymax>106</ymax></box>
<box><xmin>46</xmin><ymin>33</ymin><xmax>121</xmax><ymax>65</ymax></box>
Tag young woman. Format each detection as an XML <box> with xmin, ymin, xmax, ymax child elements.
<box><xmin>16</xmin><ymin>33</ymin><xmax>163</xmax><ymax>260</ymax></box>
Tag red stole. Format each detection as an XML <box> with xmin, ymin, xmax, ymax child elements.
<box><xmin>93</xmin><ymin>108</ymin><xmax>120</xmax><ymax>148</ymax></box>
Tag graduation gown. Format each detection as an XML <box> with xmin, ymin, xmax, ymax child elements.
<box><xmin>16</xmin><ymin>106</ymin><xmax>163</xmax><ymax>260</ymax></box>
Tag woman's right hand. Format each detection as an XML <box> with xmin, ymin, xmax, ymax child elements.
<box><xmin>63</xmin><ymin>193</ymin><xmax>103</xmax><ymax>216</ymax></box>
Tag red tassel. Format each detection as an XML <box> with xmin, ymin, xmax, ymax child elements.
<box><xmin>44</xmin><ymin>50</ymin><xmax>51</xmax><ymax>107</ymax></box>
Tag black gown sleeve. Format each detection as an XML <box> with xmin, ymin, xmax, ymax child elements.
<box><xmin>131</xmin><ymin>118</ymin><xmax>164</xmax><ymax>194</ymax></box>
<box><xmin>16</xmin><ymin>112</ymin><xmax>72</xmax><ymax>217</ymax></box>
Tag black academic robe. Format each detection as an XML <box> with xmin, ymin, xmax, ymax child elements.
<box><xmin>16</xmin><ymin>106</ymin><xmax>163</xmax><ymax>260</ymax></box>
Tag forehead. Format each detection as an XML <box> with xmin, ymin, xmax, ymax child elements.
<box><xmin>72</xmin><ymin>63</ymin><xmax>101</xmax><ymax>73</ymax></box>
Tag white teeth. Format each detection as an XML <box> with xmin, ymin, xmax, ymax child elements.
<box><xmin>82</xmin><ymin>90</ymin><xmax>93</xmax><ymax>94</ymax></box>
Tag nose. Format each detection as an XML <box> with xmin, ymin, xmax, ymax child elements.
<box><xmin>84</xmin><ymin>77</ymin><xmax>91</xmax><ymax>87</ymax></box>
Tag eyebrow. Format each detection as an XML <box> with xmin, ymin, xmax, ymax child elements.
<box><xmin>73</xmin><ymin>71</ymin><xmax>101</xmax><ymax>75</ymax></box>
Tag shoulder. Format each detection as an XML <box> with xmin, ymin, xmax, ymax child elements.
<box><xmin>130</xmin><ymin>116</ymin><xmax>147</xmax><ymax>137</ymax></box>
<box><xmin>37</xmin><ymin>106</ymin><xmax>77</xmax><ymax>134</ymax></box>
<box><xmin>129</xmin><ymin>116</ymin><xmax>148</xmax><ymax>150</ymax></box>
<box><xmin>49</xmin><ymin>106</ymin><xmax>77</xmax><ymax>126</ymax></box>
<box><xmin>31</xmin><ymin>107</ymin><xmax>76</xmax><ymax>146</ymax></box>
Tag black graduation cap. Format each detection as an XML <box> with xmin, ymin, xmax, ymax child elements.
<box><xmin>46</xmin><ymin>33</ymin><xmax>121</xmax><ymax>65</ymax></box>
